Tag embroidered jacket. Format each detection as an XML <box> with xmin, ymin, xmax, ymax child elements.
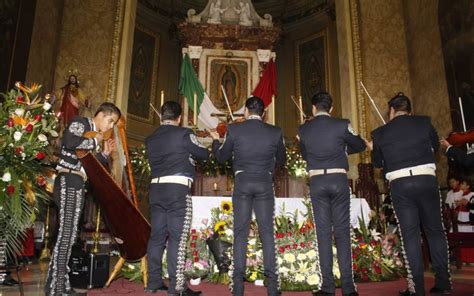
<box><xmin>57</xmin><ymin>116</ymin><xmax>107</xmax><ymax>172</ymax></box>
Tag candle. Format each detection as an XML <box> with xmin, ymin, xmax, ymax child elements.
<box><xmin>193</xmin><ymin>93</ymin><xmax>198</xmax><ymax>126</ymax></box>
<box><xmin>298</xmin><ymin>95</ymin><xmax>304</xmax><ymax>124</ymax></box>
<box><xmin>213</xmin><ymin>182</ymin><xmax>218</xmax><ymax>190</ymax></box>
<box><xmin>160</xmin><ymin>90</ymin><xmax>164</xmax><ymax>107</ymax></box>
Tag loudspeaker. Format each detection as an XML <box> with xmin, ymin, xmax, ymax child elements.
<box><xmin>69</xmin><ymin>252</ymin><xmax>110</xmax><ymax>289</ymax></box>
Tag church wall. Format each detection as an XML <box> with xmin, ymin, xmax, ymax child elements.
<box><xmin>276</xmin><ymin>14</ymin><xmax>339</xmax><ymax>138</ymax></box>
<box><xmin>402</xmin><ymin>0</ymin><xmax>451</xmax><ymax>184</ymax></box>
<box><xmin>52</xmin><ymin>0</ymin><xmax>118</xmax><ymax>114</ymax></box>
<box><xmin>357</xmin><ymin>0</ymin><xmax>412</xmax><ymax>134</ymax></box>
<box><xmin>25</xmin><ymin>0</ymin><xmax>64</xmax><ymax>93</ymax></box>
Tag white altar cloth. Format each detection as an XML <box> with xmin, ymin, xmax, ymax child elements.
<box><xmin>191</xmin><ymin>196</ymin><xmax>371</xmax><ymax>229</ymax></box>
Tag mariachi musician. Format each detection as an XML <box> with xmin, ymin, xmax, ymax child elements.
<box><xmin>145</xmin><ymin>101</ymin><xmax>208</xmax><ymax>296</ymax></box>
<box><xmin>366</xmin><ymin>93</ymin><xmax>451</xmax><ymax>296</ymax></box>
<box><xmin>45</xmin><ymin>102</ymin><xmax>120</xmax><ymax>296</ymax></box>
<box><xmin>440</xmin><ymin>138</ymin><xmax>474</xmax><ymax>168</ymax></box>
<box><xmin>210</xmin><ymin>96</ymin><xmax>286</xmax><ymax>296</ymax></box>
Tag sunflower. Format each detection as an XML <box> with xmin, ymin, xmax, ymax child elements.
<box><xmin>214</xmin><ymin>221</ymin><xmax>227</xmax><ymax>235</ymax></box>
<box><xmin>220</xmin><ymin>200</ymin><xmax>233</xmax><ymax>214</ymax></box>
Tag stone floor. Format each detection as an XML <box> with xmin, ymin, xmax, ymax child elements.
<box><xmin>1</xmin><ymin>258</ymin><xmax>473</xmax><ymax>296</ymax></box>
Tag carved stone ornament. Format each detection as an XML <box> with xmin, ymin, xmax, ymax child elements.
<box><xmin>188</xmin><ymin>46</ymin><xmax>203</xmax><ymax>59</ymax></box>
<box><xmin>186</xmin><ymin>0</ymin><xmax>273</xmax><ymax>28</ymax></box>
<box><xmin>256</xmin><ymin>49</ymin><xmax>276</xmax><ymax>62</ymax></box>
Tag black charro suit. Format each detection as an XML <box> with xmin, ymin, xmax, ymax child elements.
<box><xmin>212</xmin><ymin>116</ymin><xmax>285</xmax><ymax>296</ymax></box>
<box><xmin>145</xmin><ymin>124</ymin><xmax>209</xmax><ymax>295</ymax></box>
<box><xmin>298</xmin><ymin>112</ymin><xmax>366</xmax><ymax>295</ymax></box>
<box><xmin>371</xmin><ymin>115</ymin><xmax>450</xmax><ymax>295</ymax></box>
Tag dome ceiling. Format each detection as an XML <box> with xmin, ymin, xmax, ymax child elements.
<box><xmin>139</xmin><ymin>0</ymin><xmax>332</xmax><ymax>24</ymax></box>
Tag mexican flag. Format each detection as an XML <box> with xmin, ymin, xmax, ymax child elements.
<box><xmin>178</xmin><ymin>53</ymin><xmax>222</xmax><ymax>129</ymax></box>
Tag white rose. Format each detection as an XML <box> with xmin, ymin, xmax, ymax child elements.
<box><xmin>50</xmin><ymin>130</ymin><xmax>58</xmax><ymax>137</ymax></box>
<box><xmin>213</xmin><ymin>265</ymin><xmax>219</xmax><ymax>273</ymax></box>
<box><xmin>295</xmin><ymin>273</ymin><xmax>305</xmax><ymax>282</ymax></box>
<box><xmin>277</xmin><ymin>257</ymin><xmax>283</xmax><ymax>265</ymax></box>
<box><xmin>307</xmin><ymin>274</ymin><xmax>320</xmax><ymax>286</ymax></box>
<box><xmin>333</xmin><ymin>265</ymin><xmax>341</xmax><ymax>279</ymax></box>
<box><xmin>279</xmin><ymin>266</ymin><xmax>289</xmax><ymax>275</ymax></box>
<box><xmin>2</xmin><ymin>172</ymin><xmax>11</xmax><ymax>182</ymax></box>
<box><xmin>297</xmin><ymin>253</ymin><xmax>307</xmax><ymax>261</ymax></box>
<box><xmin>13</xmin><ymin>131</ymin><xmax>22</xmax><ymax>141</ymax></box>
<box><xmin>225</xmin><ymin>229</ymin><xmax>233</xmax><ymax>236</ymax></box>
<box><xmin>38</xmin><ymin>134</ymin><xmax>48</xmax><ymax>142</ymax></box>
<box><xmin>193</xmin><ymin>262</ymin><xmax>204</xmax><ymax>270</ymax></box>
<box><xmin>15</xmin><ymin>108</ymin><xmax>25</xmax><ymax>116</ymax></box>
<box><xmin>306</xmin><ymin>250</ymin><xmax>317</xmax><ymax>259</ymax></box>
<box><xmin>283</xmin><ymin>253</ymin><xmax>296</xmax><ymax>263</ymax></box>
<box><xmin>43</xmin><ymin>102</ymin><xmax>52</xmax><ymax>111</ymax></box>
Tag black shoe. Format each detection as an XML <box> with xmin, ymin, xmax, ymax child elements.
<box><xmin>313</xmin><ymin>291</ymin><xmax>335</xmax><ymax>296</ymax></box>
<box><xmin>181</xmin><ymin>287</ymin><xmax>202</xmax><ymax>296</ymax></box>
<box><xmin>343</xmin><ymin>293</ymin><xmax>359</xmax><ymax>296</ymax></box>
<box><xmin>399</xmin><ymin>290</ymin><xmax>416</xmax><ymax>296</ymax></box>
<box><xmin>145</xmin><ymin>284</ymin><xmax>168</xmax><ymax>293</ymax></box>
<box><xmin>2</xmin><ymin>277</ymin><xmax>19</xmax><ymax>286</ymax></box>
<box><xmin>429</xmin><ymin>286</ymin><xmax>451</xmax><ymax>294</ymax></box>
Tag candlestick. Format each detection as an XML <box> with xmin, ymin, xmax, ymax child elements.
<box><xmin>298</xmin><ymin>96</ymin><xmax>304</xmax><ymax>124</ymax></box>
<box><xmin>160</xmin><ymin>90</ymin><xmax>164</xmax><ymax>107</ymax></box>
<box><xmin>193</xmin><ymin>93</ymin><xmax>198</xmax><ymax>126</ymax></box>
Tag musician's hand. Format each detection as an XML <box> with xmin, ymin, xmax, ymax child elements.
<box><xmin>103</xmin><ymin>139</ymin><xmax>116</xmax><ymax>156</ymax></box>
<box><xmin>364</xmin><ymin>139</ymin><xmax>373</xmax><ymax>151</ymax></box>
<box><xmin>95</xmin><ymin>132</ymin><xmax>104</xmax><ymax>143</ymax></box>
<box><xmin>210</xmin><ymin>130</ymin><xmax>220</xmax><ymax>140</ymax></box>
<box><xmin>440</xmin><ymin>138</ymin><xmax>451</xmax><ymax>150</ymax></box>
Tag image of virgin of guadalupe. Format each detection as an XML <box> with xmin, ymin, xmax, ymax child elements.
<box><xmin>221</xmin><ymin>65</ymin><xmax>238</xmax><ymax>108</ymax></box>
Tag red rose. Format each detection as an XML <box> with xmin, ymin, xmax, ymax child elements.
<box><xmin>7</xmin><ymin>118</ymin><xmax>14</xmax><ymax>128</ymax></box>
<box><xmin>36</xmin><ymin>175</ymin><xmax>47</xmax><ymax>186</ymax></box>
<box><xmin>15</xmin><ymin>146</ymin><xmax>23</xmax><ymax>154</ymax></box>
<box><xmin>352</xmin><ymin>263</ymin><xmax>357</xmax><ymax>270</ymax></box>
<box><xmin>293</xmin><ymin>243</ymin><xmax>298</xmax><ymax>249</ymax></box>
<box><xmin>25</xmin><ymin>124</ymin><xmax>33</xmax><ymax>133</ymax></box>
<box><xmin>36</xmin><ymin>152</ymin><xmax>46</xmax><ymax>160</ymax></box>
<box><xmin>6</xmin><ymin>184</ymin><xmax>15</xmax><ymax>195</ymax></box>
<box><xmin>279</xmin><ymin>247</ymin><xmax>285</xmax><ymax>253</ymax></box>
<box><xmin>194</xmin><ymin>257</ymin><xmax>199</xmax><ymax>262</ymax></box>
<box><xmin>191</xmin><ymin>229</ymin><xmax>196</xmax><ymax>234</ymax></box>
<box><xmin>300</xmin><ymin>242</ymin><xmax>305</xmax><ymax>248</ymax></box>
<box><xmin>374</xmin><ymin>266</ymin><xmax>382</xmax><ymax>274</ymax></box>
<box><xmin>285</xmin><ymin>245</ymin><xmax>290</xmax><ymax>250</ymax></box>
<box><xmin>287</xmin><ymin>232</ymin><xmax>292</xmax><ymax>237</ymax></box>
<box><xmin>34</xmin><ymin>114</ymin><xmax>42</xmax><ymax>121</ymax></box>
<box><xmin>192</xmin><ymin>250</ymin><xmax>198</xmax><ymax>256</ymax></box>
<box><xmin>16</xmin><ymin>96</ymin><xmax>24</xmax><ymax>104</ymax></box>
<box><xmin>362</xmin><ymin>274</ymin><xmax>369</xmax><ymax>281</ymax></box>
<box><xmin>191</xmin><ymin>235</ymin><xmax>197</xmax><ymax>241</ymax></box>
<box><xmin>190</xmin><ymin>242</ymin><xmax>196</xmax><ymax>248</ymax></box>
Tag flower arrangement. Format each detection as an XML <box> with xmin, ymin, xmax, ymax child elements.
<box><xmin>0</xmin><ymin>82</ymin><xmax>58</xmax><ymax>257</ymax></box>
<box><xmin>274</xmin><ymin>200</ymin><xmax>321</xmax><ymax>291</ymax></box>
<box><xmin>285</xmin><ymin>141</ymin><xmax>307</xmax><ymax>178</ymax></box>
<box><xmin>351</xmin><ymin>215</ymin><xmax>404</xmax><ymax>282</ymax></box>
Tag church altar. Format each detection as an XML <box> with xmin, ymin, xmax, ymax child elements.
<box><xmin>191</xmin><ymin>196</ymin><xmax>371</xmax><ymax>229</ymax></box>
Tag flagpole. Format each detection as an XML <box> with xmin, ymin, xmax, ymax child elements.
<box><xmin>270</xmin><ymin>95</ymin><xmax>275</xmax><ymax>125</ymax></box>
<box><xmin>160</xmin><ymin>90</ymin><xmax>164</xmax><ymax>107</ymax></box>
<box><xmin>298</xmin><ymin>96</ymin><xmax>304</xmax><ymax>124</ymax></box>
<box><xmin>193</xmin><ymin>92</ymin><xmax>198</xmax><ymax>126</ymax></box>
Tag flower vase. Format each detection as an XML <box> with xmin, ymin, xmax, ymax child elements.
<box><xmin>254</xmin><ymin>279</ymin><xmax>264</xmax><ymax>286</ymax></box>
<box><xmin>190</xmin><ymin>277</ymin><xmax>201</xmax><ymax>285</ymax></box>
